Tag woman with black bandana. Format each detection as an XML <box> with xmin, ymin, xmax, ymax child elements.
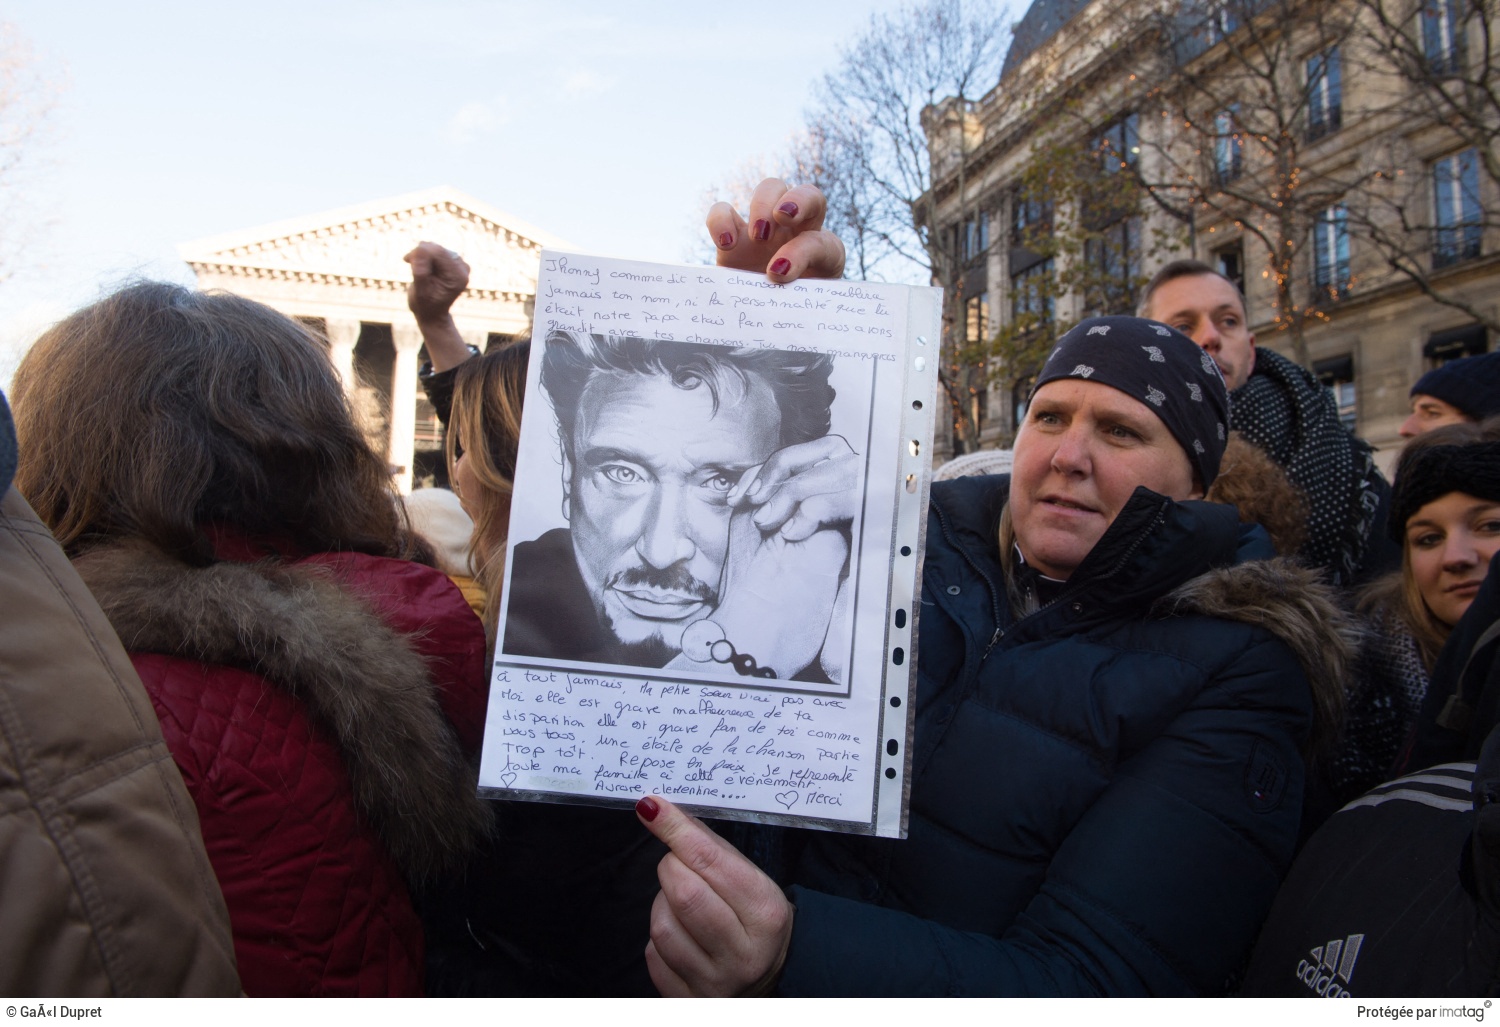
<box><xmin>628</xmin><ymin>312</ymin><xmax>1356</xmax><ymax>997</ymax></box>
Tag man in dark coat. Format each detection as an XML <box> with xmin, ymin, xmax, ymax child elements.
<box><xmin>1140</xmin><ymin>259</ymin><xmax>1398</xmax><ymax>586</ymax></box>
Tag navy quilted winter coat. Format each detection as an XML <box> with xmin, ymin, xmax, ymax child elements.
<box><xmin>780</xmin><ymin>475</ymin><xmax>1314</xmax><ymax>996</ymax></box>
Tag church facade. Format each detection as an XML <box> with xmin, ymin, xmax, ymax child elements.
<box><xmin>180</xmin><ymin>186</ymin><xmax>571</xmax><ymax>492</ymax></box>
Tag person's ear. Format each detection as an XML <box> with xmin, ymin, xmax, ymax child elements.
<box><xmin>560</xmin><ymin>447</ymin><xmax>574</xmax><ymax>522</ymax></box>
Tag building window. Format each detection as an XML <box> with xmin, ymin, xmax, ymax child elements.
<box><xmin>1084</xmin><ymin>217</ymin><xmax>1142</xmax><ymax>315</ymax></box>
<box><xmin>1011</xmin><ymin>260</ymin><xmax>1055</xmax><ymax>324</ymax></box>
<box><xmin>1214</xmin><ymin>108</ymin><xmax>1243</xmax><ymax>183</ymax></box>
<box><xmin>966</xmin><ymin>292</ymin><xmax>990</xmax><ymax>343</ymax></box>
<box><xmin>1011</xmin><ymin>190</ymin><xmax>1051</xmax><ymax>245</ymax></box>
<box><xmin>1306</xmin><ymin>47</ymin><xmax>1343</xmax><ymax>141</ymax></box>
<box><xmin>1204</xmin><ymin>0</ymin><xmax>1241</xmax><ymax>44</ymax></box>
<box><xmin>1012</xmin><ymin>374</ymin><xmax>1037</xmax><ymax>430</ymax></box>
<box><xmin>1215</xmin><ymin>244</ymin><xmax>1245</xmax><ymax>294</ymax></box>
<box><xmin>1096</xmin><ymin>113</ymin><xmax>1140</xmax><ymax>173</ymax></box>
<box><xmin>1312</xmin><ymin>204</ymin><xmax>1351</xmax><ymax>301</ymax></box>
<box><xmin>1433</xmin><ymin>149</ymin><xmax>1482</xmax><ymax>268</ymax></box>
<box><xmin>969</xmin><ymin>214</ymin><xmax>990</xmax><ymax>259</ymax></box>
<box><xmin>1315</xmin><ymin>355</ymin><xmax>1357</xmax><ymax>431</ymax></box>
<box><xmin>1424</xmin><ymin>323</ymin><xmax>1488</xmax><ymax>364</ymax></box>
<box><xmin>1422</xmin><ymin>0</ymin><xmax>1463</xmax><ymax>75</ymax></box>
<box><xmin>953</xmin><ymin>213</ymin><xmax>990</xmax><ymax>264</ymax></box>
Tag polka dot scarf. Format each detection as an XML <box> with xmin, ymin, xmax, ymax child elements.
<box><xmin>1232</xmin><ymin>348</ymin><xmax>1383</xmax><ymax>586</ymax></box>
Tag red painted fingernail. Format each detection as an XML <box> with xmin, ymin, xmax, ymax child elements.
<box><xmin>637</xmin><ymin>796</ymin><xmax>660</xmax><ymax>822</ymax></box>
<box><xmin>770</xmin><ymin>258</ymin><xmax>791</xmax><ymax>275</ymax></box>
<box><xmin>778</xmin><ymin>201</ymin><xmax>799</xmax><ymax>218</ymax></box>
<box><xmin>717</xmin><ymin>231</ymin><xmax>734</xmax><ymax>249</ymax></box>
<box><xmin>753</xmin><ymin>219</ymin><xmax>772</xmax><ymax>241</ymax></box>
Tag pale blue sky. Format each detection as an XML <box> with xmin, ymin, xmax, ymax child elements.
<box><xmin>1</xmin><ymin>0</ymin><xmax>1013</xmax><ymax>384</ymax></box>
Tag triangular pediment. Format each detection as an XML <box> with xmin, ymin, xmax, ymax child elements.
<box><xmin>178</xmin><ymin>186</ymin><xmax>573</xmax><ymax>297</ymax></box>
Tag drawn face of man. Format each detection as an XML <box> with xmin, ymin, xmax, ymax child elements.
<box><xmin>563</xmin><ymin>370</ymin><xmax>782</xmax><ymax>652</ymax></box>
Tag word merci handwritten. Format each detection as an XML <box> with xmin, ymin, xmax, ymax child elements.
<box><xmin>484</xmin><ymin>665</ymin><xmax>871</xmax><ymax>820</ymax></box>
<box><xmin>536</xmin><ymin>252</ymin><xmax>905</xmax><ymax>357</ymax></box>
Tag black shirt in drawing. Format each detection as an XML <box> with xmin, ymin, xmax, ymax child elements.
<box><xmin>502</xmin><ymin>527</ymin><xmax>831</xmax><ymax>683</ymax></box>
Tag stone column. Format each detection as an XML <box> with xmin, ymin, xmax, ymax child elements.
<box><xmin>324</xmin><ymin>318</ymin><xmax>361</xmax><ymax>395</ymax></box>
<box><xmin>390</xmin><ymin>324</ymin><xmax>423</xmax><ymax>495</ymax></box>
<box><xmin>459</xmin><ymin>326</ymin><xmax>489</xmax><ymax>353</ymax></box>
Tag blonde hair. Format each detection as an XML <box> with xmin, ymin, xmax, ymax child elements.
<box><xmin>446</xmin><ymin>342</ymin><xmax>529</xmax><ymax>639</ymax></box>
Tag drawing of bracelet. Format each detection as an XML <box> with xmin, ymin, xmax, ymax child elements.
<box><xmin>679</xmin><ymin>619</ymin><xmax>778</xmax><ymax>679</ymax></box>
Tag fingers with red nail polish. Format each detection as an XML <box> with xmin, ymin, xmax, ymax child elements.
<box><xmin>704</xmin><ymin>178</ymin><xmax>845</xmax><ymax>282</ymax></box>
<box><xmin>636</xmin><ymin>795</ymin><xmax>794</xmax><ymax>997</ymax></box>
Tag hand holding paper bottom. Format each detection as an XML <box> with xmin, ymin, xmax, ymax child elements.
<box><xmin>635</xmin><ymin>796</ymin><xmax>792</xmax><ymax>997</ymax></box>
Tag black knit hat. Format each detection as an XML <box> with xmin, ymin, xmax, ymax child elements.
<box><xmin>1390</xmin><ymin>440</ymin><xmax>1500</xmax><ymax>541</ymax></box>
<box><xmin>1033</xmin><ymin>316</ymin><xmax>1231</xmax><ymax>489</ymax></box>
<box><xmin>1409</xmin><ymin>350</ymin><xmax>1500</xmax><ymax>421</ymax></box>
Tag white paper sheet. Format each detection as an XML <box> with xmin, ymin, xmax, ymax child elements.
<box><xmin>477</xmin><ymin>250</ymin><xmax>938</xmax><ymax>837</ymax></box>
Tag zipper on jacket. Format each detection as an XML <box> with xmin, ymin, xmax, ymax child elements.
<box><xmin>932</xmin><ymin>500</ymin><xmax>1007</xmax><ymax>659</ymax></box>
<box><xmin>934</xmin><ymin>492</ymin><xmax>1170</xmax><ymax>662</ymax></box>
<box><xmin>990</xmin><ymin>496</ymin><xmax>1173</xmax><ymax>653</ymax></box>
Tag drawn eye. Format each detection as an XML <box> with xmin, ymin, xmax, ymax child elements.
<box><xmin>703</xmin><ymin>471</ymin><xmax>741</xmax><ymax>494</ymax></box>
<box><xmin>600</xmin><ymin>464</ymin><xmax>646</xmax><ymax>485</ymax></box>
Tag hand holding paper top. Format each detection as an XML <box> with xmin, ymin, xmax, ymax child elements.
<box><xmin>636</xmin><ymin>795</ymin><xmax>793</xmax><ymax>997</ymax></box>
<box><xmin>707</xmin><ymin>178</ymin><xmax>846</xmax><ymax>282</ymax></box>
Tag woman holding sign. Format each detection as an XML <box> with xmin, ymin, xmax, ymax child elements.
<box><xmin>633</xmin><ymin>183</ymin><xmax>1353</xmax><ymax>996</ymax></box>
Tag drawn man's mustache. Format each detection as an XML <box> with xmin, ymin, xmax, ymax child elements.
<box><xmin>609</xmin><ymin>564</ymin><xmax>718</xmax><ymax>605</ymax></box>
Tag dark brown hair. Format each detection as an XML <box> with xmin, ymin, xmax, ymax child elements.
<box><xmin>1206</xmin><ymin>433</ymin><xmax>1309</xmax><ymax>556</ymax></box>
<box><xmin>12</xmin><ymin>281</ymin><xmax>409</xmax><ymax>564</ymax></box>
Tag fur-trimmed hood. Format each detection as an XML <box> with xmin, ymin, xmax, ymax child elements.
<box><xmin>73</xmin><ymin>540</ymin><xmax>493</xmax><ymax>886</ymax></box>
<box><xmin>1157</xmin><ymin>556</ymin><xmax>1361</xmax><ymax>755</ymax></box>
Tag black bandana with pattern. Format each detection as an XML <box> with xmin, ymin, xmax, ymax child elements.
<box><xmin>1033</xmin><ymin>316</ymin><xmax>1231</xmax><ymax>489</ymax></box>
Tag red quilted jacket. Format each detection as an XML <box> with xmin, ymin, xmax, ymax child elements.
<box><xmin>78</xmin><ymin>541</ymin><xmax>490</xmax><ymax>997</ymax></box>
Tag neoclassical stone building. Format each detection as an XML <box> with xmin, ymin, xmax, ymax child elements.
<box><xmin>180</xmin><ymin>186</ymin><xmax>571</xmax><ymax>492</ymax></box>
<box><xmin>926</xmin><ymin>0</ymin><xmax>1499</xmax><ymax>467</ymax></box>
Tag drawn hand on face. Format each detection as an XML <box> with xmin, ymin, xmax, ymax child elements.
<box><xmin>691</xmin><ymin>436</ymin><xmax>859</xmax><ymax>680</ymax></box>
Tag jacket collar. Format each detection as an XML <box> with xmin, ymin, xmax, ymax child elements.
<box><xmin>930</xmin><ymin>473</ymin><xmax>1263</xmax><ymax>637</ymax></box>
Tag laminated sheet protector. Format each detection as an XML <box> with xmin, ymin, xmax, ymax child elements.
<box><xmin>477</xmin><ymin>250</ymin><xmax>939</xmax><ymax>837</ymax></box>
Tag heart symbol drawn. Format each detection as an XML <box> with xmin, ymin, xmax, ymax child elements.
<box><xmin>774</xmin><ymin>791</ymin><xmax>799</xmax><ymax>810</ymax></box>
<box><xmin>500</xmin><ymin>772</ymin><xmax>517</xmax><ymax>789</ymax></box>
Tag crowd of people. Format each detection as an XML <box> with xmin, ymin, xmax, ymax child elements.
<box><xmin>2</xmin><ymin>178</ymin><xmax>1498</xmax><ymax>997</ymax></box>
